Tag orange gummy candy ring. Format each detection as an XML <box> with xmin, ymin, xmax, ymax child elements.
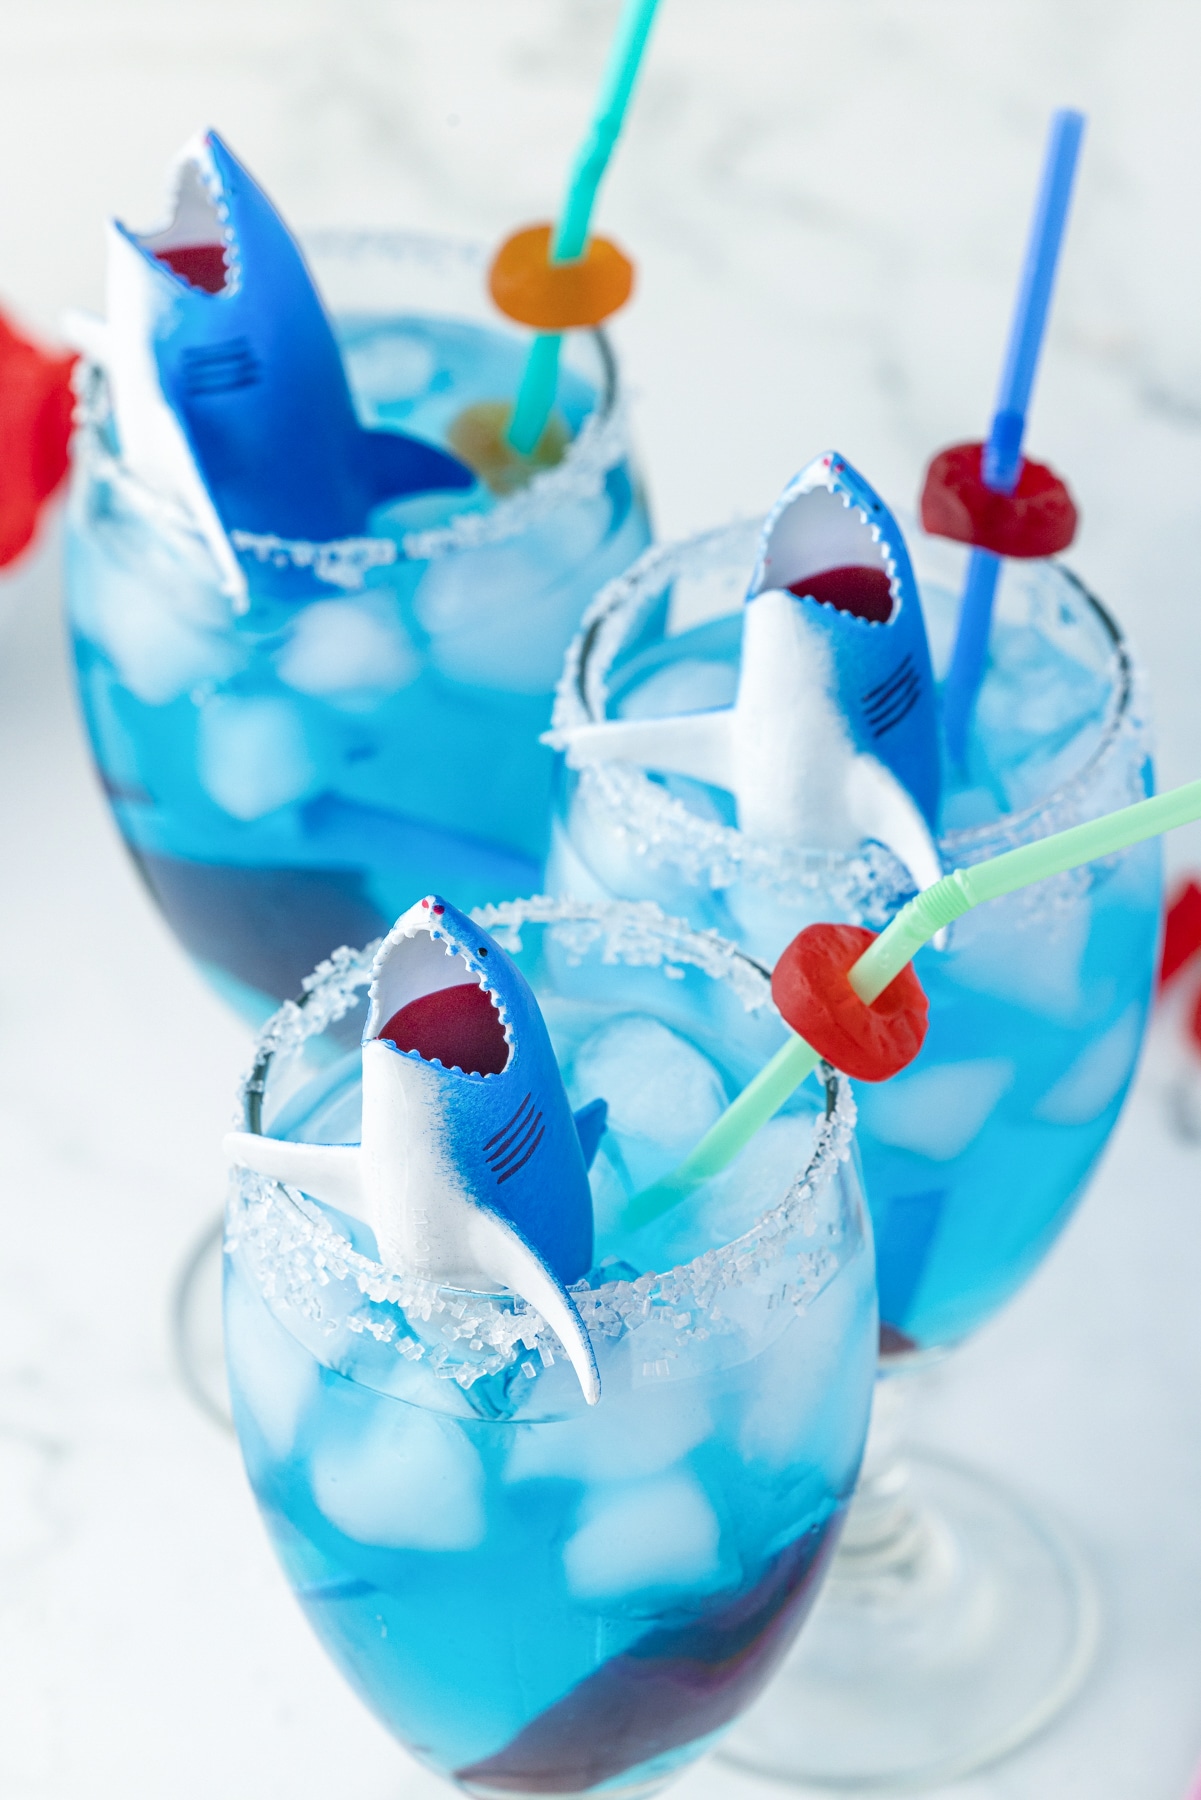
<box><xmin>489</xmin><ymin>224</ymin><xmax>634</xmax><ymax>330</ymax></box>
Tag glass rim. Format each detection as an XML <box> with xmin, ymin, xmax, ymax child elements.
<box><xmin>71</xmin><ymin>226</ymin><xmax>629</xmax><ymax>575</ymax></box>
<box><xmin>233</xmin><ymin>894</ymin><xmax>857</xmax><ymax>1315</ymax></box>
<box><xmin>555</xmin><ymin>515</ymin><xmax>1140</xmax><ymax>872</ymax></box>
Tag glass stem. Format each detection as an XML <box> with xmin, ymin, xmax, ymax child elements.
<box><xmin>833</xmin><ymin>1370</ymin><xmax>932</xmax><ymax>1584</ymax></box>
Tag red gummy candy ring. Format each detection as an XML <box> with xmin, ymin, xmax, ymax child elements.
<box><xmin>771</xmin><ymin>923</ymin><xmax>929</xmax><ymax>1083</ymax></box>
<box><xmin>0</xmin><ymin>309</ymin><xmax>77</xmax><ymax>569</ymax></box>
<box><xmin>920</xmin><ymin>441</ymin><xmax>1078</xmax><ymax>560</ymax></box>
<box><xmin>489</xmin><ymin>224</ymin><xmax>635</xmax><ymax>330</ymax></box>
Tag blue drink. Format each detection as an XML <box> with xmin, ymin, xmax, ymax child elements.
<box><xmin>548</xmin><ymin>522</ymin><xmax>1160</xmax><ymax>1355</ymax></box>
<box><xmin>224</xmin><ymin>898</ymin><xmax>876</xmax><ymax>1796</ymax></box>
<box><xmin>66</xmin><ymin>235</ymin><xmax>651</xmax><ymax>1020</ymax></box>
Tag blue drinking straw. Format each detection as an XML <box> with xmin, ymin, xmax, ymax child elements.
<box><xmin>942</xmin><ymin>108</ymin><xmax>1086</xmax><ymax>767</ymax></box>
<box><xmin>506</xmin><ymin>0</ymin><xmax>663</xmax><ymax>455</ymax></box>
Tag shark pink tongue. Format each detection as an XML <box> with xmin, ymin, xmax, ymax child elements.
<box><xmin>154</xmin><ymin>243</ymin><xmax>229</xmax><ymax>293</ymax></box>
<box><xmin>379</xmin><ymin>984</ymin><xmax>509</xmax><ymax>1078</ymax></box>
<box><xmin>789</xmin><ymin>564</ymin><xmax>894</xmax><ymax>624</ymax></box>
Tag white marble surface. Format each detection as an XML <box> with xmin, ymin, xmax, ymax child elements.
<box><xmin>2</xmin><ymin>4</ymin><xmax>1201</xmax><ymax>1795</ymax></box>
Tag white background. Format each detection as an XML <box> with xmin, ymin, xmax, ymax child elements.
<box><xmin>0</xmin><ymin>4</ymin><xmax>1200</xmax><ymax>1796</ymax></box>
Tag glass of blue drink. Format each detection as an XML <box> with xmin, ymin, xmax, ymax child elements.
<box><xmin>66</xmin><ymin>232</ymin><xmax>651</xmax><ymax>1024</ymax></box>
<box><xmin>547</xmin><ymin>518</ymin><xmax>1160</xmax><ymax>1785</ymax></box>
<box><xmin>223</xmin><ymin>895</ymin><xmax>877</xmax><ymax>1798</ymax></box>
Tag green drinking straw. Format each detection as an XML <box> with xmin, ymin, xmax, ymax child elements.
<box><xmin>624</xmin><ymin>777</ymin><xmax>1201</xmax><ymax>1230</ymax></box>
<box><xmin>506</xmin><ymin>0</ymin><xmax>663</xmax><ymax>455</ymax></box>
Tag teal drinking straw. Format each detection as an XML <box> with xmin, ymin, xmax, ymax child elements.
<box><xmin>942</xmin><ymin>108</ymin><xmax>1086</xmax><ymax>767</ymax></box>
<box><xmin>506</xmin><ymin>0</ymin><xmax>663</xmax><ymax>455</ymax></box>
<box><xmin>624</xmin><ymin>775</ymin><xmax>1201</xmax><ymax>1229</ymax></box>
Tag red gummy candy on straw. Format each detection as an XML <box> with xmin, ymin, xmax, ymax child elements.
<box><xmin>1159</xmin><ymin>878</ymin><xmax>1201</xmax><ymax>990</ymax></box>
<box><xmin>0</xmin><ymin>307</ymin><xmax>78</xmax><ymax>568</ymax></box>
<box><xmin>771</xmin><ymin>923</ymin><xmax>929</xmax><ymax>1083</ymax></box>
<box><xmin>921</xmin><ymin>440</ymin><xmax>1078</xmax><ymax>559</ymax></box>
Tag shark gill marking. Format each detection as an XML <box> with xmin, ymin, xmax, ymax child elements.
<box><xmin>483</xmin><ymin>1092</ymin><xmax>547</xmax><ymax>1184</ymax></box>
<box><xmin>179</xmin><ymin>337</ymin><xmax>262</xmax><ymax>395</ymax></box>
<box><xmin>861</xmin><ymin>653</ymin><xmax>921</xmax><ymax>738</ymax></box>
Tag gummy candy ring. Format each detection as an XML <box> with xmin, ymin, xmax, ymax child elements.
<box><xmin>489</xmin><ymin>224</ymin><xmax>635</xmax><ymax>331</ymax></box>
<box><xmin>921</xmin><ymin>440</ymin><xmax>1077</xmax><ymax>560</ymax></box>
<box><xmin>771</xmin><ymin>923</ymin><xmax>929</xmax><ymax>1084</ymax></box>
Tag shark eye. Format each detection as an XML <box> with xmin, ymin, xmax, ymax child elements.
<box><xmin>379</xmin><ymin>983</ymin><xmax>509</xmax><ymax>1076</ymax></box>
<box><xmin>789</xmin><ymin>565</ymin><xmax>894</xmax><ymax>624</ymax></box>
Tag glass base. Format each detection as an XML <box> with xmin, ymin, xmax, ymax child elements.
<box><xmin>172</xmin><ymin>1214</ymin><xmax>233</xmax><ymax>1431</ymax></box>
<box><xmin>461</xmin><ymin>1777</ymin><xmax>675</xmax><ymax>1800</ymax></box>
<box><xmin>720</xmin><ymin>1447</ymin><xmax>1100</xmax><ymax>1791</ymax></box>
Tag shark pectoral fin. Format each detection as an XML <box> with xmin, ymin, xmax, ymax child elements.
<box><xmin>550</xmin><ymin>710</ymin><xmax>736</xmax><ymax>791</ymax></box>
<box><xmin>223</xmin><ymin>1133</ymin><xmax>368</xmax><ymax>1219</ymax></box>
<box><xmin>357</xmin><ymin>426</ymin><xmax>475</xmax><ymax>505</ymax></box>
<box><xmin>573</xmin><ymin>1097</ymin><xmax>609</xmax><ymax>1171</ymax></box>
<box><xmin>467</xmin><ymin>1207</ymin><xmax>601</xmax><ymax>1406</ymax></box>
<box><xmin>62</xmin><ymin>308</ymin><xmax>110</xmax><ymax>364</ymax></box>
<box><xmin>846</xmin><ymin>755</ymin><xmax>944</xmax><ymax>897</ymax></box>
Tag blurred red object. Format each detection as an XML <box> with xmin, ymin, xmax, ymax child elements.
<box><xmin>920</xmin><ymin>441</ymin><xmax>1077</xmax><ymax>559</ymax></box>
<box><xmin>1159</xmin><ymin>878</ymin><xmax>1201</xmax><ymax>991</ymax></box>
<box><xmin>0</xmin><ymin>307</ymin><xmax>78</xmax><ymax>568</ymax></box>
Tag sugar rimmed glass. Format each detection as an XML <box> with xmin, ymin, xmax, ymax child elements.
<box><xmin>547</xmin><ymin>519</ymin><xmax>1160</xmax><ymax>1786</ymax></box>
<box><xmin>223</xmin><ymin>896</ymin><xmax>877</xmax><ymax>1799</ymax></box>
<box><xmin>66</xmin><ymin>231</ymin><xmax>651</xmax><ymax>1024</ymax></box>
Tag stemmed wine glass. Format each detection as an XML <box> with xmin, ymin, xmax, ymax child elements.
<box><xmin>224</xmin><ymin>895</ymin><xmax>877</xmax><ymax>1795</ymax></box>
<box><xmin>547</xmin><ymin>513</ymin><xmax>1160</xmax><ymax>1786</ymax></box>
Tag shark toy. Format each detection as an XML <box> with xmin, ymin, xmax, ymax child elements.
<box><xmin>225</xmin><ymin>896</ymin><xmax>606</xmax><ymax>1404</ymax></box>
<box><xmin>553</xmin><ymin>452</ymin><xmax>943</xmax><ymax>894</ymax></box>
<box><xmin>68</xmin><ymin>131</ymin><xmax>473</xmax><ymax>604</ymax></box>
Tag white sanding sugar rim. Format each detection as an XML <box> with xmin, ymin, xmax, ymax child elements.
<box><xmin>226</xmin><ymin>897</ymin><xmax>857</xmax><ymax>1385</ymax></box>
<box><xmin>550</xmin><ymin>523</ymin><xmax>1153</xmax><ymax>918</ymax></box>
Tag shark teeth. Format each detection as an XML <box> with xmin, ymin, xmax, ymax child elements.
<box><xmin>828</xmin><ymin>479</ymin><xmax>899</xmax><ymax>622</ymax></box>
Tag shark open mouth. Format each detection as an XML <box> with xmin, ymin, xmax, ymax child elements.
<box><xmin>765</xmin><ymin>480</ymin><xmax>899</xmax><ymax>626</ymax></box>
<box><xmin>139</xmin><ymin>145</ymin><xmax>231</xmax><ymax>295</ymax></box>
<box><xmin>788</xmin><ymin>564</ymin><xmax>893</xmax><ymax>624</ymax></box>
<box><xmin>374</xmin><ymin>910</ymin><xmax>511</xmax><ymax>1077</ymax></box>
<box><xmin>381</xmin><ymin>983</ymin><xmax>509</xmax><ymax>1077</ymax></box>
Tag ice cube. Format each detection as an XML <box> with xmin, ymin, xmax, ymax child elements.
<box><xmin>343</xmin><ymin>329</ymin><xmax>437</xmax><ymax>410</ymax></box>
<box><xmin>224</xmin><ymin>1277</ymin><xmax>315</xmax><ymax>1459</ymax></box>
<box><xmin>697</xmin><ymin>1113</ymin><xmax>815</xmax><ymax>1245</ymax></box>
<box><xmin>1034</xmin><ymin>1001</ymin><xmax>1144</xmax><ymax>1126</ymax></box>
<box><xmin>414</xmin><ymin>502</ymin><xmax>610</xmax><ymax>694</ymax></box>
<box><xmin>858</xmin><ymin>1058</ymin><xmax>1015</xmax><ymax>1162</ymax></box>
<box><xmin>738</xmin><ymin>1270</ymin><xmax>876</xmax><ymax>1473</ymax></box>
<box><xmin>568</xmin><ymin>1016</ymin><xmax>727</xmax><ymax>1189</ymax></box>
<box><xmin>275</xmin><ymin>598</ymin><xmax>420</xmax><ymax>708</ymax></box>
<box><xmin>505</xmin><ymin>1386</ymin><xmax>712</xmax><ymax>1486</ymax></box>
<box><xmin>616</xmin><ymin>658</ymin><xmax>738</xmax><ymax>721</ymax></box>
<box><xmin>309</xmin><ymin>1407</ymin><xmax>486</xmax><ymax>1551</ymax></box>
<box><xmin>74</xmin><ymin>552</ymin><xmax>244</xmax><ymax>705</ymax></box>
<box><xmin>943</xmin><ymin>902</ymin><xmax>1088</xmax><ymax>1026</ymax></box>
<box><xmin>562</xmin><ymin>1473</ymin><xmax>721</xmax><ymax>1600</ymax></box>
<box><xmin>197</xmin><ymin>694</ymin><xmax>317</xmax><ymax>820</ymax></box>
<box><xmin>976</xmin><ymin>621</ymin><xmax>1110</xmax><ymax>813</ymax></box>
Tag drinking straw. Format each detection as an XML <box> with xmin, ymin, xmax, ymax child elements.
<box><xmin>506</xmin><ymin>0</ymin><xmax>663</xmax><ymax>454</ymax></box>
<box><xmin>942</xmin><ymin>108</ymin><xmax>1086</xmax><ymax>767</ymax></box>
<box><xmin>625</xmin><ymin>776</ymin><xmax>1201</xmax><ymax>1229</ymax></box>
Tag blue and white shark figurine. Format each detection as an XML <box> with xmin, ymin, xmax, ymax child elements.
<box><xmin>225</xmin><ymin>896</ymin><xmax>605</xmax><ymax>1404</ymax></box>
<box><xmin>554</xmin><ymin>452</ymin><xmax>943</xmax><ymax>894</ymax></box>
<box><xmin>68</xmin><ymin>131</ymin><xmax>473</xmax><ymax>604</ymax></box>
